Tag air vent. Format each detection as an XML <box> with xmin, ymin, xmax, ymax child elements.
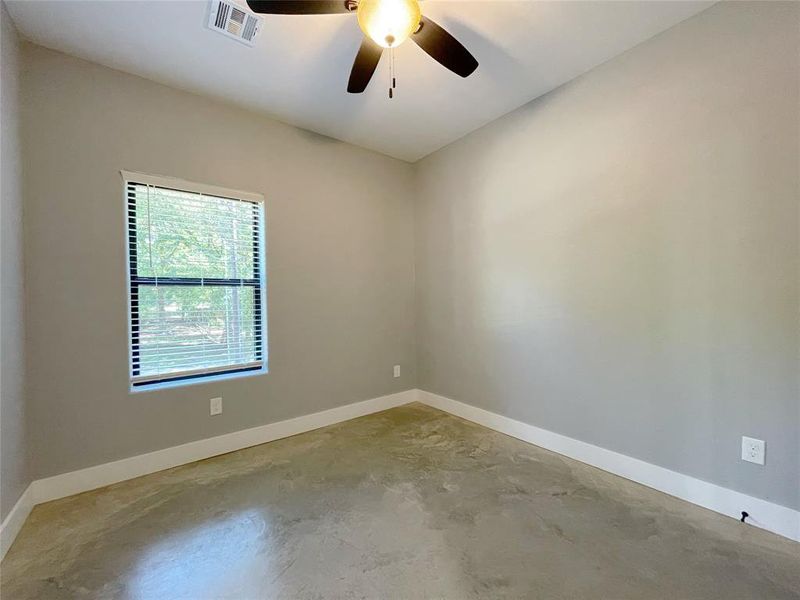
<box><xmin>208</xmin><ymin>0</ymin><xmax>262</xmax><ymax>46</ymax></box>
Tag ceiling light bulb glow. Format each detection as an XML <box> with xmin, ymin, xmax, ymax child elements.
<box><xmin>357</xmin><ymin>0</ymin><xmax>421</xmax><ymax>48</ymax></box>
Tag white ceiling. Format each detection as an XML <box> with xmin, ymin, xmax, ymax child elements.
<box><xmin>7</xmin><ymin>0</ymin><xmax>714</xmax><ymax>161</ymax></box>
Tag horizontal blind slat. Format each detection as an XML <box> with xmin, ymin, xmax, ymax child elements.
<box><xmin>132</xmin><ymin>362</ymin><xmax>263</xmax><ymax>385</ymax></box>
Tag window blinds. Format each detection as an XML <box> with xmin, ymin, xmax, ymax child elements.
<box><xmin>126</xmin><ymin>179</ymin><xmax>265</xmax><ymax>387</ymax></box>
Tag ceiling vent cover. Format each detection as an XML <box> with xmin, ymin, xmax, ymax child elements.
<box><xmin>208</xmin><ymin>1</ymin><xmax>262</xmax><ymax>46</ymax></box>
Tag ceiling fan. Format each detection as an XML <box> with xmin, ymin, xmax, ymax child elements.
<box><xmin>246</xmin><ymin>0</ymin><xmax>478</xmax><ymax>95</ymax></box>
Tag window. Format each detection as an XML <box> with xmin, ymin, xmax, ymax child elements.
<box><xmin>124</xmin><ymin>172</ymin><xmax>266</xmax><ymax>388</ymax></box>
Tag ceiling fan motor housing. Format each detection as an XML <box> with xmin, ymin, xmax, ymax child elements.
<box><xmin>245</xmin><ymin>0</ymin><xmax>479</xmax><ymax>93</ymax></box>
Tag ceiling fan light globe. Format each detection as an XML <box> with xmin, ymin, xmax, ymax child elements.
<box><xmin>357</xmin><ymin>0</ymin><xmax>421</xmax><ymax>48</ymax></box>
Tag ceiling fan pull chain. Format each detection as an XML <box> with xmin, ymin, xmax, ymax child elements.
<box><xmin>392</xmin><ymin>46</ymin><xmax>397</xmax><ymax>90</ymax></box>
<box><xmin>388</xmin><ymin>46</ymin><xmax>394</xmax><ymax>98</ymax></box>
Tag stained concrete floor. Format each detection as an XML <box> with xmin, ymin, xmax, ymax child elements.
<box><xmin>1</xmin><ymin>404</ymin><xmax>798</xmax><ymax>599</ymax></box>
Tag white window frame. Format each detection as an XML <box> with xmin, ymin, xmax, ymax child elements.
<box><xmin>122</xmin><ymin>171</ymin><xmax>267</xmax><ymax>390</ymax></box>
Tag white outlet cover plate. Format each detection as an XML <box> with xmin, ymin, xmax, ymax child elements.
<box><xmin>741</xmin><ymin>436</ymin><xmax>765</xmax><ymax>465</ymax></box>
<box><xmin>210</xmin><ymin>397</ymin><xmax>223</xmax><ymax>416</ymax></box>
<box><xmin>393</xmin><ymin>365</ymin><xmax>401</xmax><ymax>378</ymax></box>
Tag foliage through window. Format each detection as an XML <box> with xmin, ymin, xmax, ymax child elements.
<box><xmin>126</xmin><ymin>174</ymin><xmax>266</xmax><ymax>387</ymax></box>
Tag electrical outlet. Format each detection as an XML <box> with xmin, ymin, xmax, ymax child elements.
<box><xmin>741</xmin><ymin>436</ymin><xmax>765</xmax><ymax>465</ymax></box>
<box><xmin>393</xmin><ymin>365</ymin><xmax>401</xmax><ymax>378</ymax></box>
<box><xmin>210</xmin><ymin>397</ymin><xmax>223</xmax><ymax>416</ymax></box>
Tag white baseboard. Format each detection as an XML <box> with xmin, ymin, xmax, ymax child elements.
<box><xmin>418</xmin><ymin>390</ymin><xmax>800</xmax><ymax>543</ymax></box>
<box><xmin>31</xmin><ymin>389</ymin><xmax>417</xmax><ymax>505</ymax></box>
<box><xmin>4</xmin><ymin>387</ymin><xmax>796</xmax><ymax>562</ymax></box>
<box><xmin>0</xmin><ymin>484</ymin><xmax>34</xmax><ymax>561</ymax></box>
<box><xmin>2</xmin><ymin>389</ymin><xmax>413</xmax><ymax>560</ymax></box>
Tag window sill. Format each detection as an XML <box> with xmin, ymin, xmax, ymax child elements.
<box><xmin>130</xmin><ymin>367</ymin><xmax>268</xmax><ymax>394</ymax></box>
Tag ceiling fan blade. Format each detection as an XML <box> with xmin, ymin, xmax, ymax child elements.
<box><xmin>246</xmin><ymin>1</ymin><xmax>353</xmax><ymax>15</ymax></box>
<box><xmin>412</xmin><ymin>15</ymin><xmax>478</xmax><ymax>78</ymax></box>
<box><xmin>347</xmin><ymin>37</ymin><xmax>383</xmax><ymax>93</ymax></box>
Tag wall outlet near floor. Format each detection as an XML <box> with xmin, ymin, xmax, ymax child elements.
<box><xmin>393</xmin><ymin>365</ymin><xmax>401</xmax><ymax>378</ymax></box>
<box><xmin>741</xmin><ymin>436</ymin><xmax>765</xmax><ymax>465</ymax></box>
<box><xmin>210</xmin><ymin>397</ymin><xmax>223</xmax><ymax>416</ymax></box>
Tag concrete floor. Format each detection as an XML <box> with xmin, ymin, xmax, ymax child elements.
<box><xmin>1</xmin><ymin>403</ymin><xmax>798</xmax><ymax>599</ymax></box>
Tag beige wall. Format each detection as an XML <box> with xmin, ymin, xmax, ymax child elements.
<box><xmin>21</xmin><ymin>44</ymin><xmax>416</xmax><ymax>479</ymax></box>
<box><xmin>414</xmin><ymin>2</ymin><xmax>800</xmax><ymax>510</ymax></box>
<box><xmin>0</xmin><ymin>2</ymin><xmax>29</xmax><ymax>520</ymax></box>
